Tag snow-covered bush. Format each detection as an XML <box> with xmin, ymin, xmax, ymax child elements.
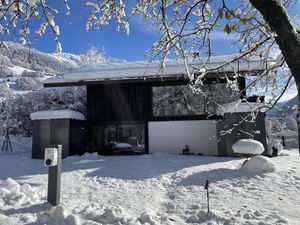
<box><xmin>267</xmin><ymin>138</ymin><xmax>284</xmax><ymax>156</ymax></box>
<box><xmin>232</xmin><ymin>139</ymin><xmax>265</xmax><ymax>156</ymax></box>
<box><xmin>266</xmin><ymin>116</ymin><xmax>298</xmax><ymax>134</ymax></box>
<box><xmin>242</xmin><ymin>155</ymin><xmax>276</xmax><ymax>173</ymax></box>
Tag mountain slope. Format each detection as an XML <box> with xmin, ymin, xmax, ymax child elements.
<box><xmin>267</xmin><ymin>96</ymin><xmax>298</xmax><ymax>117</ymax></box>
<box><xmin>0</xmin><ymin>42</ymin><xmax>77</xmax><ymax>77</ymax></box>
<box><xmin>0</xmin><ymin>41</ymin><xmax>117</xmax><ymax>95</ymax></box>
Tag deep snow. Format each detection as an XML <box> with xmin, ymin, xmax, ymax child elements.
<box><xmin>0</xmin><ymin>136</ymin><xmax>300</xmax><ymax>225</ymax></box>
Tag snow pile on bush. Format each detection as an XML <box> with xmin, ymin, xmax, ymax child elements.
<box><xmin>267</xmin><ymin>138</ymin><xmax>284</xmax><ymax>155</ymax></box>
<box><xmin>232</xmin><ymin>139</ymin><xmax>264</xmax><ymax>155</ymax></box>
<box><xmin>0</xmin><ymin>178</ymin><xmax>39</xmax><ymax>207</ymax></box>
<box><xmin>242</xmin><ymin>155</ymin><xmax>276</xmax><ymax>173</ymax></box>
<box><xmin>37</xmin><ymin>206</ymin><xmax>81</xmax><ymax>225</ymax></box>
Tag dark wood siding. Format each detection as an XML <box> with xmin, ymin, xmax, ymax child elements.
<box><xmin>87</xmin><ymin>83</ymin><xmax>152</xmax><ymax>123</ymax></box>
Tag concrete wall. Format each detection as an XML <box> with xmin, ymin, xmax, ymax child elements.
<box><xmin>148</xmin><ymin>120</ymin><xmax>218</xmax><ymax>155</ymax></box>
<box><xmin>217</xmin><ymin>112</ymin><xmax>267</xmax><ymax>156</ymax></box>
<box><xmin>32</xmin><ymin>119</ymin><xmax>70</xmax><ymax>159</ymax></box>
<box><xmin>32</xmin><ymin>119</ymin><xmax>88</xmax><ymax>159</ymax></box>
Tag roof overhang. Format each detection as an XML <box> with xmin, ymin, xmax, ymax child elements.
<box><xmin>44</xmin><ymin>56</ymin><xmax>265</xmax><ymax>88</ymax></box>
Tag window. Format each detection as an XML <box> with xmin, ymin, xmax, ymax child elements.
<box><xmin>152</xmin><ymin>82</ymin><xmax>239</xmax><ymax>117</ymax></box>
<box><xmin>92</xmin><ymin>124</ymin><xmax>145</xmax><ymax>148</ymax></box>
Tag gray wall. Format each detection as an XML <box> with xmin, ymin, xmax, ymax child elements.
<box><xmin>217</xmin><ymin>112</ymin><xmax>267</xmax><ymax>156</ymax></box>
<box><xmin>32</xmin><ymin>119</ymin><xmax>87</xmax><ymax>159</ymax></box>
<box><xmin>32</xmin><ymin>120</ymin><xmax>51</xmax><ymax>159</ymax></box>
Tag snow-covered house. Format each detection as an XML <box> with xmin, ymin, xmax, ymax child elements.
<box><xmin>38</xmin><ymin>56</ymin><xmax>267</xmax><ymax>157</ymax></box>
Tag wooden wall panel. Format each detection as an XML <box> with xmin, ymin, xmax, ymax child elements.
<box><xmin>87</xmin><ymin>83</ymin><xmax>152</xmax><ymax>123</ymax></box>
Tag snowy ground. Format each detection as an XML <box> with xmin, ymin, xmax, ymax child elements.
<box><xmin>0</xmin><ymin>137</ymin><xmax>300</xmax><ymax>225</ymax></box>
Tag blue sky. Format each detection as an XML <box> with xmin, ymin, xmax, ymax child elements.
<box><xmin>6</xmin><ymin>1</ymin><xmax>240</xmax><ymax>61</ymax></box>
<box><xmin>4</xmin><ymin>1</ymin><xmax>299</xmax><ymax>63</ymax></box>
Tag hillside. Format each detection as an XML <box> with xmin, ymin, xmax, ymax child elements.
<box><xmin>0</xmin><ymin>42</ymin><xmax>110</xmax><ymax>136</ymax></box>
<box><xmin>0</xmin><ymin>42</ymin><xmax>77</xmax><ymax>77</ymax></box>
<box><xmin>267</xmin><ymin>96</ymin><xmax>298</xmax><ymax>117</ymax></box>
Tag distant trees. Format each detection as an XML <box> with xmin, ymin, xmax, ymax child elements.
<box><xmin>80</xmin><ymin>46</ymin><xmax>106</xmax><ymax>66</ymax></box>
<box><xmin>0</xmin><ymin>87</ymin><xmax>86</xmax><ymax>136</ymax></box>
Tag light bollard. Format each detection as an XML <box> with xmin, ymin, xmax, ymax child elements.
<box><xmin>44</xmin><ymin>145</ymin><xmax>62</xmax><ymax>206</ymax></box>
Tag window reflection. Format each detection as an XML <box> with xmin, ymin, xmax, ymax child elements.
<box><xmin>152</xmin><ymin>82</ymin><xmax>239</xmax><ymax>116</ymax></box>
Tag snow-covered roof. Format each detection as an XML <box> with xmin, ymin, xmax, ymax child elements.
<box><xmin>44</xmin><ymin>55</ymin><xmax>265</xmax><ymax>86</ymax></box>
<box><xmin>216</xmin><ymin>101</ymin><xmax>270</xmax><ymax>116</ymax></box>
<box><xmin>30</xmin><ymin>110</ymin><xmax>85</xmax><ymax>121</ymax></box>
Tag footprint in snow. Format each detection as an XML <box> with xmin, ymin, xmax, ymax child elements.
<box><xmin>253</xmin><ymin>210</ymin><xmax>263</xmax><ymax>217</ymax></box>
<box><xmin>293</xmin><ymin>176</ymin><xmax>300</xmax><ymax>181</ymax></box>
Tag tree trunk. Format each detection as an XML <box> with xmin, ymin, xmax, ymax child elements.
<box><xmin>294</xmin><ymin>78</ymin><xmax>300</xmax><ymax>155</ymax></box>
<box><xmin>250</xmin><ymin>0</ymin><xmax>300</xmax><ymax>154</ymax></box>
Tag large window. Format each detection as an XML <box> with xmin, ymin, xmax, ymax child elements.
<box><xmin>92</xmin><ymin>124</ymin><xmax>145</xmax><ymax>148</ymax></box>
<box><xmin>152</xmin><ymin>82</ymin><xmax>239</xmax><ymax>117</ymax></box>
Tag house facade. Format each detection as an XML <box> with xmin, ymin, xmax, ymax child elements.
<box><xmin>40</xmin><ymin>57</ymin><xmax>267</xmax><ymax>157</ymax></box>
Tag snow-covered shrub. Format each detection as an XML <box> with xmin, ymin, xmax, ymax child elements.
<box><xmin>266</xmin><ymin>116</ymin><xmax>298</xmax><ymax>134</ymax></box>
<box><xmin>242</xmin><ymin>155</ymin><xmax>276</xmax><ymax>173</ymax></box>
<box><xmin>267</xmin><ymin>138</ymin><xmax>283</xmax><ymax>156</ymax></box>
<box><xmin>232</xmin><ymin>139</ymin><xmax>264</xmax><ymax>156</ymax></box>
